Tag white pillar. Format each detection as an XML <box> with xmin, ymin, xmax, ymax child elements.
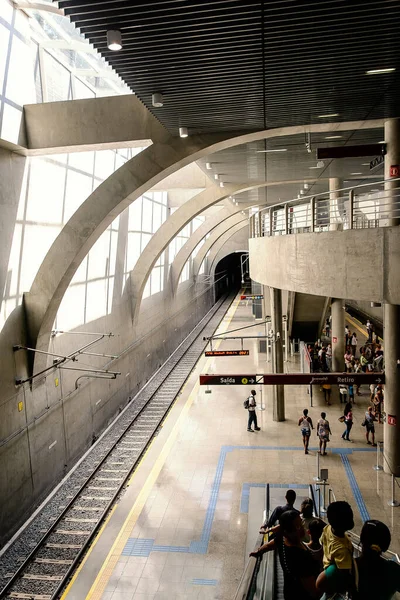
<box><xmin>270</xmin><ymin>287</ymin><xmax>285</xmax><ymax>421</ymax></box>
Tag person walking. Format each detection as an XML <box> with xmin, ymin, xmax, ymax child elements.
<box><xmin>339</xmin><ymin>384</ymin><xmax>348</xmax><ymax>404</ymax></box>
<box><xmin>322</xmin><ymin>383</ymin><xmax>331</xmax><ymax>406</ymax></box>
<box><xmin>364</xmin><ymin>406</ymin><xmax>376</xmax><ymax>446</ymax></box>
<box><xmin>325</xmin><ymin>317</ymin><xmax>331</xmax><ymax>339</ymax></box>
<box><xmin>366</xmin><ymin>319</ymin><xmax>371</xmax><ymax>343</ymax></box>
<box><xmin>317</xmin><ymin>412</ymin><xmax>332</xmax><ymax>456</ymax></box>
<box><xmin>341</xmin><ymin>402</ymin><xmax>353</xmax><ymax>442</ymax></box>
<box><xmin>247</xmin><ymin>389</ymin><xmax>261</xmax><ymax>432</ymax></box>
<box><xmin>350</xmin><ymin>332</ymin><xmax>358</xmax><ymax>356</ymax></box>
<box><xmin>298</xmin><ymin>408</ymin><xmax>314</xmax><ymax>454</ymax></box>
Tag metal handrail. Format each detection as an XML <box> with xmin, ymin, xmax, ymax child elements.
<box><xmin>250</xmin><ymin>177</ymin><xmax>400</xmax><ymax>238</ymax></box>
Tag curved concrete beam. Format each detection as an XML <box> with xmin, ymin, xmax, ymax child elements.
<box><xmin>25</xmin><ymin>119</ymin><xmax>383</xmax><ymax>368</ymax></box>
<box><xmin>129</xmin><ymin>183</ymin><xmax>245</xmax><ymax>322</ymax></box>
<box><xmin>192</xmin><ymin>218</ymin><xmax>248</xmax><ymax>279</ymax></box>
<box><xmin>169</xmin><ymin>203</ymin><xmax>254</xmax><ymax>294</ymax></box>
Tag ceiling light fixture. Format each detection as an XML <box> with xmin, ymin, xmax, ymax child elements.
<box><xmin>152</xmin><ymin>93</ymin><xmax>163</xmax><ymax>107</ymax></box>
<box><xmin>304</xmin><ymin>183</ymin><xmax>309</xmax><ymax>190</ymax></box>
<box><xmin>179</xmin><ymin>127</ymin><xmax>188</xmax><ymax>138</ymax></box>
<box><xmin>350</xmin><ymin>172</ymin><xmax>363</xmax><ymax>175</ymax></box>
<box><xmin>361</xmin><ymin>163</ymin><xmax>370</xmax><ymax>166</ymax></box>
<box><xmin>256</xmin><ymin>148</ymin><xmax>287</xmax><ymax>153</ymax></box>
<box><xmin>205</xmin><ymin>162</ymin><xmax>212</xmax><ymax>170</ymax></box>
<box><xmin>366</xmin><ymin>68</ymin><xmax>396</xmax><ymax>75</ymax></box>
<box><xmin>325</xmin><ymin>135</ymin><xmax>343</xmax><ymax>139</ymax></box>
<box><xmin>379</xmin><ymin>140</ymin><xmax>385</xmax><ymax>144</ymax></box>
<box><xmin>214</xmin><ymin>174</ymin><xmax>219</xmax><ymax>180</ymax></box>
<box><xmin>106</xmin><ymin>29</ymin><xmax>122</xmax><ymax>51</ymax></box>
<box><xmin>309</xmin><ymin>166</ymin><xmax>321</xmax><ymax>169</ymax></box>
<box><xmin>318</xmin><ymin>113</ymin><xmax>339</xmax><ymax>118</ymax></box>
<box><xmin>219</xmin><ymin>181</ymin><xmax>224</xmax><ymax>188</ymax></box>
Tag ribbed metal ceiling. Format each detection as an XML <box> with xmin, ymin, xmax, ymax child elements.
<box><xmin>57</xmin><ymin>0</ymin><xmax>400</xmax><ymax>136</ymax></box>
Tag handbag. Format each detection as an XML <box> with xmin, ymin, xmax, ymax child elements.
<box><xmin>338</xmin><ymin>416</ymin><xmax>345</xmax><ymax>423</ymax></box>
<box><xmin>361</xmin><ymin>419</ymin><xmax>366</xmax><ymax>427</ymax></box>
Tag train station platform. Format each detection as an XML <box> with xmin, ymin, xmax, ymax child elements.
<box><xmin>62</xmin><ymin>293</ymin><xmax>399</xmax><ymax>600</ymax></box>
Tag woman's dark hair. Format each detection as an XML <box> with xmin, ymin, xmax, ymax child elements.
<box><xmin>300</xmin><ymin>498</ymin><xmax>314</xmax><ymax>518</ymax></box>
<box><xmin>360</xmin><ymin>520</ymin><xmax>391</xmax><ymax>555</ymax></box>
<box><xmin>303</xmin><ymin>409</ymin><xmax>308</xmax><ymax>416</ymax></box>
<box><xmin>279</xmin><ymin>510</ymin><xmax>301</xmax><ymax>534</ymax></box>
<box><xmin>344</xmin><ymin>402</ymin><xmax>352</xmax><ymax>416</ymax></box>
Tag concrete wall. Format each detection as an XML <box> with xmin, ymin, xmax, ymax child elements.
<box><xmin>0</xmin><ymin>278</ymin><xmax>213</xmax><ymax>544</ymax></box>
<box><xmin>249</xmin><ymin>227</ymin><xmax>400</xmax><ymax>304</ymax></box>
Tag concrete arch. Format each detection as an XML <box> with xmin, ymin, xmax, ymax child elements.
<box><xmin>192</xmin><ymin>219</ymin><xmax>248</xmax><ymax>279</ymax></box>
<box><xmin>169</xmin><ymin>203</ymin><xmax>254</xmax><ymax>295</ymax></box>
<box><xmin>25</xmin><ymin>119</ymin><xmax>382</xmax><ymax>367</ymax></box>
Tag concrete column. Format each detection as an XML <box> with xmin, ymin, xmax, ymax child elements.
<box><xmin>329</xmin><ymin>177</ymin><xmax>341</xmax><ymax>229</ymax></box>
<box><xmin>384</xmin><ymin>118</ymin><xmax>400</xmax><ymax>226</ymax></box>
<box><xmin>331</xmin><ymin>298</ymin><xmax>345</xmax><ymax>372</ymax></box>
<box><xmin>270</xmin><ymin>287</ymin><xmax>285</xmax><ymax>421</ymax></box>
<box><xmin>383</xmin><ymin>304</ymin><xmax>400</xmax><ymax>475</ymax></box>
<box><xmin>112</xmin><ymin>208</ymin><xmax>129</xmax><ymax>308</ymax></box>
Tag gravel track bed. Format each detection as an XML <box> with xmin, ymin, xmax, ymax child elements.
<box><xmin>55</xmin><ymin>520</ymin><xmax>95</xmax><ymax>532</ymax></box>
<box><xmin>0</xmin><ymin>296</ymin><xmax>231</xmax><ymax>594</ymax></box>
<box><xmin>46</xmin><ymin>533</ymin><xmax>87</xmax><ymax>546</ymax></box>
<box><xmin>36</xmin><ymin>547</ymin><xmax>78</xmax><ymax>561</ymax></box>
<box><xmin>11</xmin><ymin>578</ymin><xmax>57</xmax><ymax>595</ymax></box>
<box><xmin>26</xmin><ymin>563</ymin><xmax>67</xmax><ymax>577</ymax></box>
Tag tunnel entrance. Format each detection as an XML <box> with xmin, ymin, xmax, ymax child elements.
<box><xmin>214</xmin><ymin>251</ymin><xmax>248</xmax><ymax>300</ymax></box>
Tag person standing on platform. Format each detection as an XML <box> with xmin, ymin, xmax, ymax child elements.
<box><xmin>317</xmin><ymin>412</ymin><xmax>332</xmax><ymax>456</ymax></box>
<box><xmin>247</xmin><ymin>389</ymin><xmax>260</xmax><ymax>432</ymax></box>
<box><xmin>350</xmin><ymin>332</ymin><xmax>358</xmax><ymax>356</ymax></box>
<box><xmin>345</xmin><ymin>325</ymin><xmax>350</xmax><ymax>348</ymax></box>
<box><xmin>364</xmin><ymin>406</ymin><xmax>377</xmax><ymax>446</ymax></box>
<box><xmin>344</xmin><ymin>348</ymin><xmax>353</xmax><ymax>372</ymax></box>
<box><xmin>298</xmin><ymin>409</ymin><xmax>314</xmax><ymax>454</ymax></box>
<box><xmin>325</xmin><ymin>317</ymin><xmax>331</xmax><ymax>339</ymax></box>
<box><xmin>366</xmin><ymin>319</ymin><xmax>371</xmax><ymax>343</ymax></box>
<box><xmin>341</xmin><ymin>402</ymin><xmax>353</xmax><ymax>442</ymax></box>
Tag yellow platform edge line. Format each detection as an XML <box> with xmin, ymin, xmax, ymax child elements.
<box><xmin>83</xmin><ymin>294</ymin><xmax>241</xmax><ymax>600</ymax></box>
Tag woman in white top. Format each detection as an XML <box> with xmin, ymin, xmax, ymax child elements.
<box><xmin>350</xmin><ymin>332</ymin><xmax>358</xmax><ymax>356</ymax></box>
<box><xmin>298</xmin><ymin>408</ymin><xmax>314</xmax><ymax>455</ymax></box>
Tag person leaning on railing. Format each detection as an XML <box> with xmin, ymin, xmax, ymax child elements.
<box><xmin>250</xmin><ymin>510</ymin><xmax>320</xmax><ymax>599</ymax></box>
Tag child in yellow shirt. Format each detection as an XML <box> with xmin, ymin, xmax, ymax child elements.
<box><xmin>317</xmin><ymin>501</ymin><xmax>355</xmax><ymax>598</ymax></box>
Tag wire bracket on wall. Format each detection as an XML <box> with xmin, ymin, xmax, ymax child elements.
<box><xmin>13</xmin><ymin>332</ymin><xmax>119</xmax><ymax>386</ymax></box>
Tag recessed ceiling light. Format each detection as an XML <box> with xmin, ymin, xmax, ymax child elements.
<box><xmin>107</xmin><ymin>29</ymin><xmax>122</xmax><ymax>51</ymax></box>
<box><xmin>325</xmin><ymin>135</ymin><xmax>343</xmax><ymax>139</ymax></box>
<box><xmin>318</xmin><ymin>113</ymin><xmax>339</xmax><ymax>118</ymax></box>
<box><xmin>361</xmin><ymin>163</ymin><xmax>369</xmax><ymax>166</ymax></box>
<box><xmin>370</xmin><ymin>189</ymin><xmax>380</xmax><ymax>192</ymax></box>
<box><xmin>379</xmin><ymin>140</ymin><xmax>385</xmax><ymax>144</ymax></box>
<box><xmin>214</xmin><ymin>174</ymin><xmax>219</xmax><ymax>180</ymax></box>
<box><xmin>256</xmin><ymin>148</ymin><xmax>287</xmax><ymax>153</ymax></box>
<box><xmin>205</xmin><ymin>162</ymin><xmax>212</xmax><ymax>170</ymax></box>
<box><xmin>366</xmin><ymin>68</ymin><xmax>396</xmax><ymax>75</ymax></box>
<box><xmin>309</xmin><ymin>166</ymin><xmax>321</xmax><ymax>169</ymax></box>
<box><xmin>219</xmin><ymin>181</ymin><xmax>224</xmax><ymax>188</ymax></box>
<box><xmin>179</xmin><ymin>127</ymin><xmax>188</xmax><ymax>138</ymax></box>
<box><xmin>351</xmin><ymin>172</ymin><xmax>363</xmax><ymax>175</ymax></box>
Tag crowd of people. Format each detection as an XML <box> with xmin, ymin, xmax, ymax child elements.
<box><xmin>250</xmin><ymin>490</ymin><xmax>400</xmax><ymax>600</ymax></box>
<box><xmin>298</xmin><ymin>404</ymin><xmax>382</xmax><ymax>452</ymax></box>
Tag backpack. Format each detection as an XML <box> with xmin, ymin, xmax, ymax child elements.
<box><xmin>244</xmin><ymin>397</ymin><xmax>250</xmax><ymax>409</ymax></box>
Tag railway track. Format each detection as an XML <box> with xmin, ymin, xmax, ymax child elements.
<box><xmin>0</xmin><ymin>294</ymin><xmax>234</xmax><ymax>600</ymax></box>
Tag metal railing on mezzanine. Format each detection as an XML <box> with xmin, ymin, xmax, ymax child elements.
<box><xmin>249</xmin><ymin>178</ymin><xmax>400</xmax><ymax>238</ymax></box>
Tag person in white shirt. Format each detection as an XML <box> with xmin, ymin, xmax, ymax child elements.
<box><xmin>247</xmin><ymin>389</ymin><xmax>261</xmax><ymax>432</ymax></box>
<box><xmin>350</xmin><ymin>332</ymin><xmax>358</xmax><ymax>356</ymax></box>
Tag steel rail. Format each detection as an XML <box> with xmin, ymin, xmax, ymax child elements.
<box><xmin>0</xmin><ymin>293</ymin><xmax>233</xmax><ymax>600</ymax></box>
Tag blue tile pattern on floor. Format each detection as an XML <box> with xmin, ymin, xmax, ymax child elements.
<box><xmin>192</xmin><ymin>579</ymin><xmax>218</xmax><ymax>586</ymax></box>
<box><xmin>121</xmin><ymin>445</ymin><xmax>373</xmax><ymax>557</ymax></box>
<box><xmin>240</xmin><ymin>483</ymin><xmax>309</xmax><ymax>514</ymax></box>
<box><xmin>340</xmin><ymin>454</ymin><xmax>370</xmax><ymax>522</ymax></box>
<box><xmin>122</xmin><ymin>538</ymin><xmax>154</xmax><ymax>557</ymax></box>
